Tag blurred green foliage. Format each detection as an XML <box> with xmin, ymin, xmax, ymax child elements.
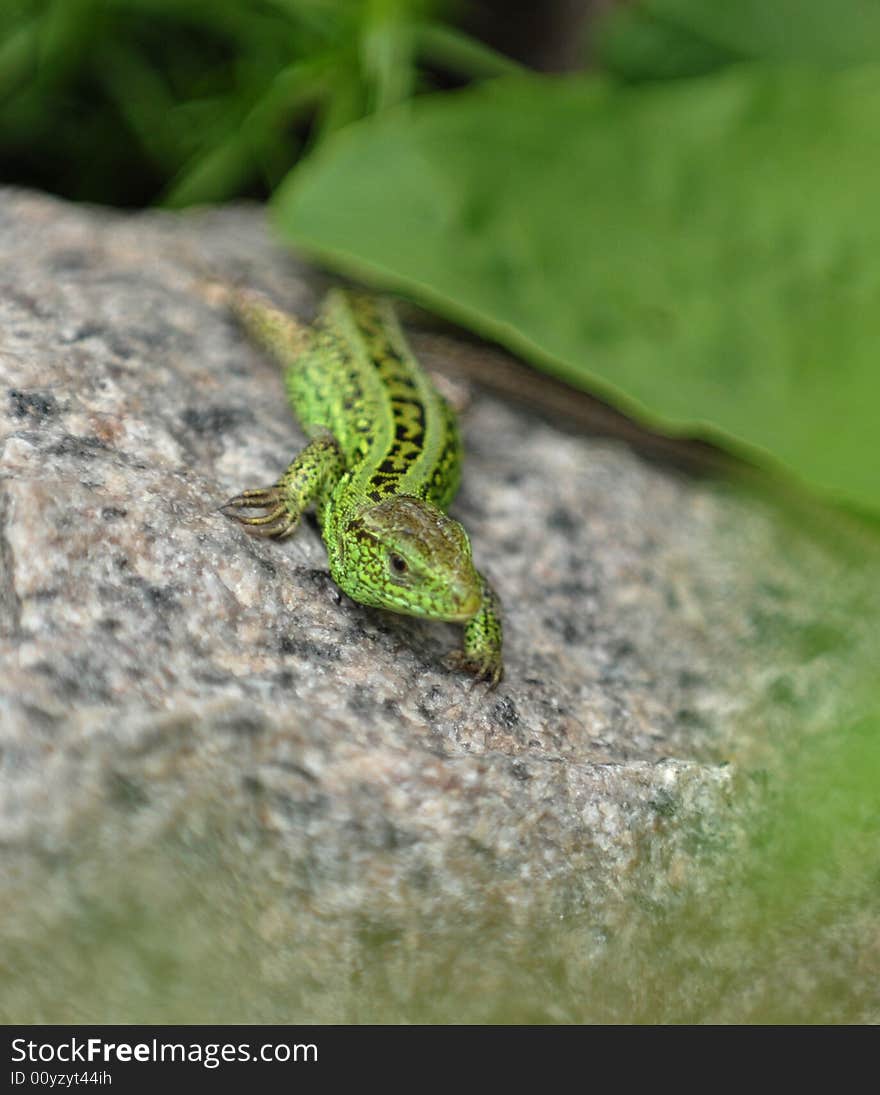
<box><xmin>596</xmin><ymin>0</ymin><xmax>880</xmax><ymax>79</ymax></box>
<box><xmin>0</xmin><ymin>0</ymin><xmax>520</xmax><ymax>206</ymax></box>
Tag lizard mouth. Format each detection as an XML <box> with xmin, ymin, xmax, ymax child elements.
<box><xmin>447</xmin><ymin>589</ymin><xmax>482</xmax><ymax>622</ymax></box>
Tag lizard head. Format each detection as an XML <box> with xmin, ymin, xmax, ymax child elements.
<box><xmin>332</xmin><ymin>496</ymin><xmax>483</xmax><ymax>622</ymax></box>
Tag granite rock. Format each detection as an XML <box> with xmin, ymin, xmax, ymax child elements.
<box><xmin>0</xmin><ymin>188</ymin><xmax>865</xmax><ymax>1020</ymax></box>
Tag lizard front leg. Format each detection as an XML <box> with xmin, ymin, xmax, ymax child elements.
<box><xmin>222</xmin><ymin>433</ymin><xmax>343</xmax><ymax>538</ymax></box>
<box><xmin>447</xmin><ymin>573</ymin><xmax>504</xmax><ymax>688</ymax></box>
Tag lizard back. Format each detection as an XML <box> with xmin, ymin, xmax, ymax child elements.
<box><xmin>284</xmin><ymin>290</ymin><xmax>462</xmax><ymax>515</ymax></box>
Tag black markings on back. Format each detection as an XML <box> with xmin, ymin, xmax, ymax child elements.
<box><xmin>348</xmin><ymin>295</ymin><xmax>431</xmax><ymax>499</ymax></box>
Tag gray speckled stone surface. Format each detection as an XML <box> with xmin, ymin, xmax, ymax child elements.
<box><xmin>1</xmin><ymin>187</ymin><xmax>870</xmax><ymax>1021</ymax></box>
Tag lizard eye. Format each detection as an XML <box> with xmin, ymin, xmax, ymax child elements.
<box><xmin>388</xmin><ymin>553</ymin><xmax>408</xmax><ymax>575</ymax></box>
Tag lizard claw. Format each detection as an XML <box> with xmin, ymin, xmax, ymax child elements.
<box><xmin>444</xmin><ymin>650</ymin><xmax>504</xmax><ymax>690</ymax></box>
<box><xmin>220</xmin><ymin>485</ymin><xmax>297</xmax><ymax>538</ymax></box>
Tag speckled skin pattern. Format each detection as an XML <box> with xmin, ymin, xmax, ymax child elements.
<box><xmin>222</xmin><ymin>288</ymin><xmax>503</xmax><ymax>685</ymax></box>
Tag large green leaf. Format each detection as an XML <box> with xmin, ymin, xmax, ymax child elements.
<box><xmin>275</xmin><ymin>67</ymin><xmax>880</xmax><ymax>513</ymax></box>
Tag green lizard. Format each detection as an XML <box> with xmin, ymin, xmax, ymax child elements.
<box><xmin>218</xmin><ymin>286</ymin><xmax>504</xmax><ymax>686</ymax></box>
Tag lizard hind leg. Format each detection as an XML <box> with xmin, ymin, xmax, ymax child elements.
<box><xmin>221</xmin><ymin>433</ymin><xmax>344</xmax><ymax>539</ymax></box>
